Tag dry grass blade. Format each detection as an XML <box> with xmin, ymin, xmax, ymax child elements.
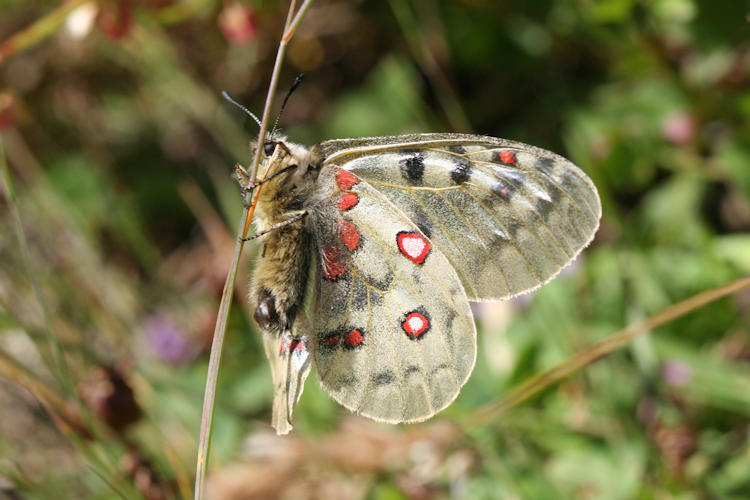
<box><xmin>467</xmin><ymin>275</ymin><xmax>750</xmax><ymax>426</ymax></box>
<box><xmin>193</xmin><ymin>1</ymin><xmax>315</xmax><ymax>499</ymax></box>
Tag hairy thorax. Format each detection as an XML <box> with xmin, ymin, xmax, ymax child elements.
<box><xmin>250</xmin><ymin>139</ymin><xmax>321</xmax><ymax>334</ymax></box>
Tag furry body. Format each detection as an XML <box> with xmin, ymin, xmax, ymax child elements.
<box><xmin>249</xmin><ymin>140</ymin><xmax>320</xmax><ymax>335</ymax></box>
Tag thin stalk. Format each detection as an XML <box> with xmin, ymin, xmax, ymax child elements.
<box><xmin>193</xmin><ymin>1</ymin><xmax>315</xmax><ymax>498</ymax></box>
<box><xmin>193</xmin><ymin>205</ymin><xmax>248</xmax><ymax>499</ymax></box>
<box><xmin>467</xmin><ymin>275</ymin><xmax>750</xmax><ymax>426</ymax></box>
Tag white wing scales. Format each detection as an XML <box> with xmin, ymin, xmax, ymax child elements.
<box><xmin>262</xmin><ymin>330</ymin><xmax>312</xmax><ymax>435</ymax></box>
<box><xmin>258</xmin><ymin>133</ymin><xmax>600</xmax><ymax>428</ymax></box>
<box><xmin>318</xmin><ymin>134</ymin><xmax>601</xmax><ymax>301</ymax></box>
<box><xmin>307</xmin><ymin>167</ymin><xmax>476</xmax><ymax>423</ymax></box>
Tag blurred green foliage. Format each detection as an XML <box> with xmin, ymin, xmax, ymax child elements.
<box><xmin>1</xmin><ymin>0</ymin><xmax>750</xmax><ymax>498</ymax></box>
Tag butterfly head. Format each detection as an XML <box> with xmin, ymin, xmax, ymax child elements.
<box><xmin>251</xmin><ymin>135</ymin><xmax>322</xmax><ymax>225</ymax></box>
<box><xmin>253</xmin><ymin>135</ymin><xmax>317</xmax><ymax>187</ymax></box>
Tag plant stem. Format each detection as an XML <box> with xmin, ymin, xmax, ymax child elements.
<box><xmin>193</xmin><ymin>1</ymin><xmax>315</xmax><ymax>498</ymax></box>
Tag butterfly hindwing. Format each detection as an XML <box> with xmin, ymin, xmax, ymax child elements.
<box><xmin>307</xmin><ymin>166</ymin><xmax>477</xmax><ymax>423</ymax></box>
<box><xmin>317</xmin><ymin>134</ymin><xmax>601</xmax><ymax>301</ymax></box>
<box><xmin>262</xmin><ymin>330</ymin><xmax>312</xmax><ymax>434</ymax></box>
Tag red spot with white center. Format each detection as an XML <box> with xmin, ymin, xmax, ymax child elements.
<box><xmin>336</xmin><ymin>192</ymin><xmax>359</xmax><ymax>211</ymax></box>
<box><xmin>499</xmin><ymin>150</ymin><xmax>516</xmax><ymax>164</ymax></box>
<box><xmin>322</xmin><ymin>245</ymin><xmax>347</xmax><ymax>281</ymax></box>
<box><xmin>396</xmin><ymin>231</ymin><xmax>431</xmax><ymax>264</ymax></box>
<box><xmin>343</xmin><ymin>329</ymin><xmax>365</xmax><ymax>348</ymax></box>
<box><xmin>339</xmin><ymin>219</ymin><xmax>361</xmax><ymax>251</ymax></box>
<box><xmin>336</xmin><ymin>169</ymin><xmax>360</xmax><ymax>190</ymax></box>
<box><xmin>402</xmin><ymin>310</ymin><xmax>431</xmax><ymax>340</ymax></box>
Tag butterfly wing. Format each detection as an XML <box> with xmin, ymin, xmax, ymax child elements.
<box><xmin>306</xmin><ymin>166</ymin><xmax>476</xmax><ymax>423</ymax></box>
<box><xmin>316</xmin><ymin>133</ymin><xmax>601</xmax><ymax>300</ymax></box>
<box><xmin>262</xmin><ymin>327</ymin><xmax>312</xmax><ymax>434</ymax></box>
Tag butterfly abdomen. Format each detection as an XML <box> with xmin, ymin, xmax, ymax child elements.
<box><xmin>251</xmin><ymin>214</ymin><xmax>312</xmax><ymax>334</ymax></box>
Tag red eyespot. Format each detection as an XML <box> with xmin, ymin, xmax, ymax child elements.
<box><xmin>322</xmin><ymin>245</ymin><xmax>347</xmax><ymax>281</ymax></box>
<box><xmin>343</xmin><ymin>329</ymin><xmax>365</xmax><ymax>348</ymax></box>
<box><xmin>339</xmin><ymin>219</ymin><xmax>361</xmax><ymax>252</ymax></box>
<box><xmin>336</xmin><ymin>169</ymin><xmax>360</xmax><ymax>190</ymax></box>
<box><xmin>499</xmin><ymin>150</ymin><xmax>516</xmax><ymax>164</ymax></box>
<box><xmin>323</xmin><ymin>334</ymin><xmax>340</xmax><ymax>347</ymax></box>
<box><xmin>336</xmin><ymin>192</ymin><xmax>359</xmax><ymax>211</ymax></box>
<box><xmin>396</xmin><ymin>232</ymin><xmax>431</xmax><ymax>264</ymax></box>
<box><xmin>402</xmin><ymin>310</ymin><xmax>431</xmax><ymax>340</ymax></box>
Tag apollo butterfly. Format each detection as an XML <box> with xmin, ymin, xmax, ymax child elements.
<box><xmin>240</xmin><ymin>133</ymin><xmax>601</xmax><ymax>434</ymax></box>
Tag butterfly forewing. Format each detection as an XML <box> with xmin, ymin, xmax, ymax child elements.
<box><xmin>307</xmin><ymin>166</ymin><xmax>477</xmax><ymax>423</ymax></box>
<box><xmin>318</xmin><ymin>134</ymin><xmax>601</xmax><ymax>301</ymax></box>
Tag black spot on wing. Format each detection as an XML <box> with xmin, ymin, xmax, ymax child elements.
<box><xmin>372</xmin><ymin>370</ymin><xmax>395</xmax><ymax>386</ymax></box>
<box><xmin>365</xmin><ymin>270</ymin><xmax>394</xmax><ymax>292</ymax></box>
<box><xmin>404</xmin><ymin>365</ymin><xmax>420</xmax><ymax>377</ymax></box>
<box><xmin>448</xmin><ymin>145</ymin><xmax>466</xmax><ymax>154</ymax></box>
<box><xmin>488</xmin><ymin>227</ymin><xmax>510</xmax><ymax>256</ymax></box>
<box><xmin>445</xmin><ymin>309</ymin><xmax>456</xmax><ymax>331</ymax></box>
<box><xmin>338</xmin><ymin>374</ymin><xmax>357</xmax><ymax>388</ymax></box>
<box><xmin>400</xmin><ymin>151</ymin><xmax>425</xmax><ymax>183</ymax></box>
<box><xmin>429</xmin><ymin>363</ymin><xmax>451</xmax><ymax>377</ymax></box>
<box><xmin>537</xmin><ymin>156</ymin><xmax>555</xmax><ymax>175</ymax></box>
<box><xmin>450</xmin><ymin>156</ymin><xmax>473</xmax><ymax>185</ymax></box>
<box><xmin>369</xmin><ymin>289</ymin><xmax>383</xmax><ymax>306</ymax></box>
<box><xmin>536</xmin><ymin>197</ymin><xmax>554</xmax><ymax>222</ymax></box>
<box><xmin>412</xmin><ymin>206</ymin><xmax>433</xmax><ymax>239</ymax></box>
<box><xmin>544</xmin><ymin>180</ymin><xmax>562</xmax><ymax>203</ymax></box>
<box><xmin>492</xmin><ymin>180</ymin><xmax>515</xmax><ymax>201</ymax></box>
<box><xmin>351</xmin><ymin>278</ymin><xmax>368</xmax><ymax>311</ymax></box>
<box><xmin>411</xmin><ymin>269</ymin><xmax>423</xmax><ymax>285</ymax></box>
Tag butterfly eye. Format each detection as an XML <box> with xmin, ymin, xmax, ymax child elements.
<box><xmin>263</xmin><ymin>142</ymin><xmax>276</xmax><ymax>156</ymax></box>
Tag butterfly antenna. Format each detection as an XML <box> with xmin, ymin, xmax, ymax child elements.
<box><xmin>221</xmin><ymin>91</ymin><xmax>262</xmax><ymax>128</ymax></box>
<box><xmin>271</xmin><ymin>73</ymin><xmax>305</xmax><ymax>137</ymax></box>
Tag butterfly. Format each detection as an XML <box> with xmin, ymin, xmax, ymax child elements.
<box><xmin>237</xmin><ymin>133</ymin><xmax>601</xmax><ymax>434</ymax></box>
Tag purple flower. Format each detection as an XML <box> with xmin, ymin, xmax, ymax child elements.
<box><xmin>662</xmin><ymin>360</ymin><xmax>693</xmax><ymax>387</ymax></box>
<box><xmin>144</xmin><ymin>315</ymin><xmax>195</xmax><ymax>365</ymax></box>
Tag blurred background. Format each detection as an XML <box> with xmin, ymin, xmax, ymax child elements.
<box><xmin>1</xmin><ymin>0</ymin><xmax>750</xmax><ymax>498</ymax></box>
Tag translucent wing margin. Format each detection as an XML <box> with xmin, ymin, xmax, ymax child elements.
<box><xmin>306</xmin><ymin>166</ymin><xmax>476</xmax><ymax>423</ymax></box>
<box><xmin>316</xmin><ymin>133</ymin><xmax>601</xmax><ymax>301</ymax></box>
<box><xmin>262</xmin><ymin>329</ymin><xmax>312</xmax><ymax>435</ymax></box>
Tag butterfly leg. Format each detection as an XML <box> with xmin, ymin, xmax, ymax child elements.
<box><xmin>243</xmin><ymin>211</ymin><xmax>308</xmax><ymax>242</ymax></box>
<box><xmin>232</xmin><ymin>163</ymin><xmax>255</xmax><ymax>207</ymax></box>
<box><xmin>234</xmin><ymin>163</ymin><xmax>301</xmax><ymax>207</ymax></box>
